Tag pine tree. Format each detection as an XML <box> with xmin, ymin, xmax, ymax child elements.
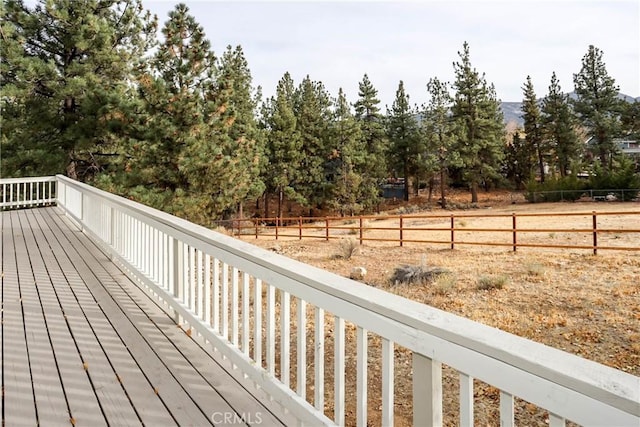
<box><xmin>573</xmin><ymin>45</ymin><xmax>623</xmax><ymax>171</ymax></box>
<box><xmin>0</xmin><ymin>0</ymin><xmax>155</xmax><ymax>178</ymax></box>
<box><xmin>451</xmin><ymin>42</ymin><xmax>505</xmax><ymax>203</ymax></box>
<box><xmin>260</xmin><ymin>72</ymin><xmax>302</xmax><ymax>219</ymax></box>
<box><xmin>386</xmin><ymin>81</ymin><xmax>421</xmax><ymax>201</ymax></box>
<box><xmin>354</xmin><ymin>74</ymin><xmax>388</xmax><ymax>200</ymax></box>
<box><xmin>503</xmin><ymin>131</ymin><xmax>531</xmax><ymax>189</ymax></box>
<box><xmin>216</xmin><ymin>45</ymin><xmax>266</xmax><ymax>217</ymax></box>
<box><xmin>326</xmin><ymin>88</ymin><xmax>368</xmax><ymax>215</ymax></box>
<box><xmin>293</xmin><ymin>76</ymin><xmax>333</xmax><ymax>213</ymax></box>
<box><xmin>521</xmin><ymin>76</ymin><xmax>543</xmax><ymax>183</ymax></box>
<box><xmin>421</xmin><ymin>77</ymin><xmax>459</xmax><ymax>208</ymax></box>
<box><xmin>541</xmin><ymin>72</ymin><xmax>581</xmax><ymax>177</ymax></box>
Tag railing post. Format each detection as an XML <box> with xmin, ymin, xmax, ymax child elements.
<box><xmin>359</xmin><ymin>217</ymin><xmax>363</xmax><ymax>245</ymax></box>
<box><xmin>451</xmin><ymin>214</ymin><xmax>455</xmax><ymax>250</ymax></box>
<box><xmin>413</xmin><ymin>353</ymin><xmax>442</xmax><ymax>426</ymax></box>
<box><xmin>325</xmin><ymin>217</ymin><xmax>329</xmax><ymax>241</ymax></box>
<box><xmin>592</xmin><ymin>211</ymin><xmax>598</xmax><ymax>255</ymax></box>
<box><xmin>399</xmin><ymin>215</ymin><xmax>404</xmax><ymax>247</ymax></box>
<box><xmin>512</xmin><ymin>213</ymin><xmax>517</xmax><ymax>252</ymax></box>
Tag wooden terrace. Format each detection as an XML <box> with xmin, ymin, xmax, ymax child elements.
<box><xmin>1</xmin><ymin>207</ymin><xmax>289</xmax><ymax>426</ymax></box>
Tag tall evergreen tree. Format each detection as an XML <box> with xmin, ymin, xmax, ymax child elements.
<box><xmin>541</xmin><ymin>72</ymin><xmax>581</xmax><ymax>177</ymax></box>
<box><xmin>0</xmin><ymin>0</ymin><xmax>155</xmax><ymax>178</ymax></box>
<box><xmin>260</xmin><ymin>72</ymin><xmax>302</xmax><ymax>218</ymax></box>
<box><xmin>421</xmin><ymin>77</ymin><xmax>459</xmax><ymax>208</ymax></box>
<box><xmin>451</xmin><ymin>42</ymin><xmax>505</xmax><ymax>202</ymax></box>
<box><xmin>326</xmin><ymin>88</ymin><xmax>367</xmax><ymax>215</ymax></box>
<box><xmin>503</xmin><ymin>131</ymin><xmax>531</xmax><ymax>189</ymax></box>
<box><xmin>123</xmin><ymin>3</ymin><xmax>257</xmax><ymax>223</ymax></box>
<box><xmin>386</xmin><ymin>80</ymin><xmax>421</xmax><ymax>201</ymax></box>
<box><xmin>521</xmin><ymin>76</ymin><xmax>543</xmax><ymax>183</ymax></box>
<box><xmin>293</xmin><ymin>75</ymin><xmax>333</xmax><ymax>213</ymax></box>
<box><xmin>573</xmin><ymin>45</ymin><xmax>623</xmax><ymax>170</ymax></box>
<box><xmin>354</xmin><ymin>74</ymin><xmax>388</xmax><ymax>195</ymax></box>
<box><xmin>216</xmin><ymin>45</ymin><xmax>265</xmax><ymax>217</ymax></box>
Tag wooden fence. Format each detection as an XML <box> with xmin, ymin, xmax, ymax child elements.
<box><xmin>225</xmin><ymin>211</ymin><xmax>640</xmax><ymax>255</ymax></box>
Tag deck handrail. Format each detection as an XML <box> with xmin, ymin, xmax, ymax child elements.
<box><xmin>0</xmin><ymin>176</ymin><xmax>56</xmax><ymax>209</ymax></box>
<box><xmin>52</xmin><ymin>174</ymin><xmax>639</xmax><ymax>426</ymax></box>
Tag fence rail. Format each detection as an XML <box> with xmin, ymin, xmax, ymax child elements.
<box><xmin>50</xmin><ymin>174</ymin><xmax>639</xmax><ymax>426</ymax></box>
<box><xmin>230</xmin><ymin>210</ymin><xmax>640</xmax><ymax>254</ymax></box>
<box><xmin>0</xmin><ymin>176</ymin><xmax>57</xmax><ymax>210</ymax></box>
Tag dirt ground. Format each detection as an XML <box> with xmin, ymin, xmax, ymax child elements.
<box><xmin>236</xmin><ymin>198</ymin><xmax>640</xmax><ymax>426</ymax></box>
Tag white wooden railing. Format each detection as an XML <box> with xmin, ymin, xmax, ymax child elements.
<box><xmin>10</xmin><ymin>175</ymin><xmax>640</xmax><ymax>426</ymax></box>
<box><xmin>0</xmin><ymin>176</ymin><xmax>56</xmax><ymax>209</ymax></box>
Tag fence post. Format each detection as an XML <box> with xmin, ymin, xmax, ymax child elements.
<box><xmin>450</xmin><ymin>214</ymin><xmax>455</xmax><ymax>250</ymax></box>
<box><xmin>275</xmin><ymin>217</ymin><xmax>279</xmax><ymax>240</ymax></box>
<box><xmin>592</xmin><ymin>211</ymin><xmax>598</xmax><ymax>255</ymax></box>
<box><xmin>299</xmin><ymin>216</ymin><xmax>302</xmax><ymax>240</ymax></box>
<box><xmin>255</xmin><ymin>218</ymin><xmax>258</xmax><ymax>239</ymax></box>
<box><xmin>325</xmin><ymin>217</ymin><xmax>329</xmax><ymax>241</ymax></box>
<box><xmin>399</xmin><ymin>215</ymin><xmax>404</xmax><ymax>247</ymax></box>
<box><xmin>359</xmin><ymin>217</ymin><xmax>363</xmax><ymax>245</ymax></box>
<box><xmin>512</xmin><ymin>213</ymin><xmax>517</xmax><ymax>252</ymax></box>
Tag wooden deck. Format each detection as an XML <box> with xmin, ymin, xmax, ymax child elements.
<box><xmin>1</xmin><ymin>207</ymin><xmax>290</xmax><ymax>427</ymax></box>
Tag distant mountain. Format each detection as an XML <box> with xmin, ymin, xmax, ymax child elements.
<box><xmin>500</xmin><ymin>92</ymin><xmax>638</xmax><ymax>127</ymax></box>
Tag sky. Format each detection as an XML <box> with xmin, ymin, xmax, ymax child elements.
<box><xmin>144</xmin><ymin>0</ymin><xmax>639</xmax><ymax>107</ymax></box>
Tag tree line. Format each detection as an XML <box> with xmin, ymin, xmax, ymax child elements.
<box><xmin>2</xmin><ymin>1</ymin><xmax>638</xmax><ymax>226</ymax></box>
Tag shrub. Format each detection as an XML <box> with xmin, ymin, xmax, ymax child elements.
<box><xmin>335</xmin><ymin>238</ymin><xmax>359</xmax><ymax>260</ymax></box>
<box><xmin>477</xmin><ymin>275</ymin><xmax>509</xmax><ymax>290</ymax></box>
<box><xmin>525</xmin><ymin>176</ymin><xmax>586</xmax><ymax>203</ymax></box>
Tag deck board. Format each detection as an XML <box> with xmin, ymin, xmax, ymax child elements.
<box><xmin>2</xmin><ymin>207</ymin><xmax>291</xmax><ymax>427</ymax></box>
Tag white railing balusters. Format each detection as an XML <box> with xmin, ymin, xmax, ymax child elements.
<box><xmin>222</xmin><ymin>263</ymin><xmax>229</xmax><ymax>340</ymax></box>
<box><xmin>500</xmin><ymin>391</ymin><xmax>515</xmax><ymax>427</ymax></box>
<box><xmin>212</xmin><ymin>257</ymin><xmax>220</xmax><ymax>333</ymax></box>
<box><xmin>334</xmin><ymin>316</ymin><xmax>345</xmax><ymax>425</ymax></box>
<box><xmin>41</xmin><ymin>175</ymin><xmax>639</xmax><ymax>427</ymax></box>
<box><xmin>242</xmin><ymin>272</ymin><xmax>250</xmax><ymax>356</ymax></box>
<box><xmin>266</xmin><ymin>283</ymin><xmax>276</xmax><ymax>376</ymax></box>
<box><xmin>549</xmin><ymin>412</ymin><xmax>566</xmax><ymax>427</ymax></box>
<box><xmin>232</xmin><ymin>267</ymin><xmax>239</xmax><ymax>346</ymax></box>
<box><xmin>459</xmin><ymin>373</ymin><xmax>474</xmax><ymax>427</ymax></box>
<box><xmin>314</xmin><ymin>307</ymin><xmax>325</xmax><ymax>414</ymax></box>
<box><xmin>297</xmin><ymin>299</ymin><xmax>307</xmax><ymax>400</ymax></box>
<box><xmin>356</xmin><ymin>327</ymin><xmax>367</xmax><ymax>427</ymax></box>
<box><xmin>254</xmin><ymin>278</ymin><xmax>263</xmax><ymax>368</ymax></box>
<box><xmin>281</xmin><ymin>290</ymin><xmax>291</xmax><ymax>388</ymax></box>
<box><xmin>381</xmin><ymin>338</ymin><xmax>394</xmax><ymax>427</ymax></box>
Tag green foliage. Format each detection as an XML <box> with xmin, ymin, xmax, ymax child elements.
<box><xmin>421</xmin><ymin>77</ymin><xmax>459</xmax><ymax>208</ymax></box>
<box><xmin>1</xmin><ymin>0</ymin><xmax>156</xmax><ymax>178</ymax></box>
<box><xmin>503</xmin><ymin>132</ymin><xmax>531</xmax><ymax>190</ymax></box>
<box><xmin>386</xmin><ymin>80</ymin><xmax>422</xmax><ymax>201</ymax></box>
<box><xmin>521</xmin><ymin>76</ymin><xmax>543</xmax><ymax>183</ymax></box>
<box><xmin>589</xmin><ymin>156</ymin><xmax>640</xmax><ymax>201</ymax></box>
<box><xmin>525</xmin><ymin>176</ymin><xmax>586</xmax><ymax>202</ymax></box>
<box><xmin>541</xmin><ymin>72</ymin><xmax>582</xmax><ymax>177</ymax></box>
<box><xmin>451</xmin><ymin>42</ymin><xmax>506</xmax><ymax>203</ymax></box>
<box><xmin>573</xmin><ymin>45</ymin><xmax>623</xmax><ymax>171</ymax></box>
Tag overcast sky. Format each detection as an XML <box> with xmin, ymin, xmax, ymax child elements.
<box><xmin>144</xmin><ymin>0</ymin><xmax>639</xmax><ymax>107</ymax></box>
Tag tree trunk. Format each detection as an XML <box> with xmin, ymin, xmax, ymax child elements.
<box><xmin>536</xmin><ymin>141</ymin><xmax>545</xmax><ymax>183</ymax></box>
<box><xmin>263</xmin><ymin>193</ymin><xmax>270</xmax><ymax>219</ymax></box>
<box><xmin>440</xmin><ymin>167</ymin><xmax>447</xmax><ymax>209</ymax></box>
<box><xmin>471</xmin><ymin>182</ymin><xmax>479</xmax><ymax>203</ymax></box>
<box><xmin>403</xmin><ymin>165</ymin><xmax>410</xmax><ymax>201</ymax></box>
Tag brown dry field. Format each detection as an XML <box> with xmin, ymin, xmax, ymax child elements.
<box><xmin>236</xmin><ymin>198</ymin><xmax>640</xmax><ymax>426</ymax></box>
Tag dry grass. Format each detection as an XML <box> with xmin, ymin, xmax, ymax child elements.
<box><xmin>239</xmin><ymin>201</ymin><xmax>640</xmax><ymax>426</ymax></box>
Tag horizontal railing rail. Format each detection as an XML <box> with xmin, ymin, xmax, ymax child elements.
<box><xmin>0</xmin><ymin>176</ymin><xmax>56</xmax><ymax>210</ymax></box>
<box><xmin>52</xmin><ymin>175</ymin><xmax>639</xmax><ymax>426</ymax></box>
<box><xmin>232</xmin><ymin>210</ymin><xmax>640</xmax><ymax>254</ymax></box>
